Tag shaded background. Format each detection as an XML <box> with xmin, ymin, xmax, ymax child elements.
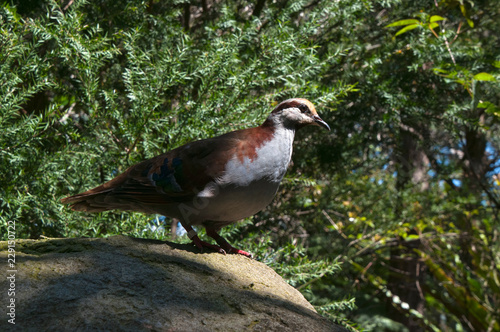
<box><xmin>1</xmin><ymin>0</ymin><xmax>499</xmax><ymax>330</ymax></box>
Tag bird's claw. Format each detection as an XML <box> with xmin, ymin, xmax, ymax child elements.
<box><xmin>224</xmin><ymin>246</ymin><xmax>252</xmax><ymax>258</ymax></box>
<box><xmin>190</xmin><ymin>236</ymin><xmax>251</xmax><ymax>258</ymax></box>
<box><xmin>191</xmin><ymin>237</ymin><xmax>226</xmax><ymax>255</ymax></box>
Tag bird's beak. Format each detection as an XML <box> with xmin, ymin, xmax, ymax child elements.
<box><xmin>313</xmin><ymin>115</ymin><xmax>330</xmax><ymax>131</ymax></box>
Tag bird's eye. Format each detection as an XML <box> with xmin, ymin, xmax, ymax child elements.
<box><xmin>299</xmin><ymin>105</ymin><xmax>311</xmax><ymax>114</ymax></box>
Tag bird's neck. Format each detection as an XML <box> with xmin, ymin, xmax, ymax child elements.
<box><xmin>262</xmin><ymin>113</ymin><xmax>297</xmax><ymax>133</ymax></box>
<box><xmin>259</xmin><ymin>115</ymin><xmax>296</xmax><ymax>163</ymax></box>
<box><xmin>261</xmin><ymin>115</ymin><xmax>296</xmax><ymax>145</ymax></box>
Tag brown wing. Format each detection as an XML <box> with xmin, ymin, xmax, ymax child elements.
<box><xmin>61</xmin><ymin>124</ymin><xmax>276</xmax><ymax>213</ymax></box>
<box><xmin>61</xmin><ymin>136</ymin><xmax>232</xmax><ymax>213</ymax></box>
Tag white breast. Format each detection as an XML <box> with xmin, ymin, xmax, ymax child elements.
<box><xmin>222</xmin><ymin>126</ymin><xmax>295</xmax><ymax>186</ymax></box>
<box><xmin>189</xmin><ymin>126</ymin><xmax>296</xmax><ymax>224</ymax></box>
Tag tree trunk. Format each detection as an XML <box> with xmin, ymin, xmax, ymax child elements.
<box><xmin>386</xmin><ymin>123</ymin><xmax>429</xmax><ymax>331</ymax></box>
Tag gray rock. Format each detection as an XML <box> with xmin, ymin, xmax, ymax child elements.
<box><xmin>0</xmin><ymin>236</ymin><xmax>345</xmax><ymax>331</ymax></box>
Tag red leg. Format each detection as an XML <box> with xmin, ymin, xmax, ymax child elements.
<box><xmin>182</xmin><ymin>224</ymin><xmax>226</xmax><ymax>254</ymax></box>
<box><xmin>206</xmin><ymin>228</ymin><xmax>252</xmax><ymax>258</ymax></box>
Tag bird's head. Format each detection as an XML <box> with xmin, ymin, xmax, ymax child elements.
<box><xmin>268</xmin><ymin>98</ymin><xmax>330</xmax><ymax>131</ymax></box>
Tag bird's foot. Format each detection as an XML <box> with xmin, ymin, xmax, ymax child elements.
<box><xmin>219</xmin><ymin>243</ymin><xmax>252</xmax><ymax>258</ymax></box>
<box><xmin>205</xmin><ymin>228</ymin><xmax>252</xmax><ymax>258</ymax></box>
<box><xmin>191</xmin><ymin>236</ymin><xmax>226</xmax><ymax>255</ymax></box>
<box><xmin>185</xmin><ymin>227</ymin><xmax>252</xmax><ymax>258</ymax></box>
<box><xmin>190</xmin><ymin>237</ymin><xmax>252</xmax><ymax>258</ymax></box>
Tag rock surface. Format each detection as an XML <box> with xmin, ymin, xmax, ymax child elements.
<box><xmin>0</xmin><ymin>236</ymin><xmax>345</xmax><ymax>331</ymax></box>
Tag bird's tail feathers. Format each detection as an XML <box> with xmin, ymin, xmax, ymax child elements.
<box><xmin>60</xmin><ymin>189</ymin><xmax>116</xmax><ymax>212</ymax></box>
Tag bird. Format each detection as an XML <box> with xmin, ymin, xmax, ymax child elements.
<box><xmin>61</xmin><ymin>98</ymin><xmax>330</xmax><ymax>257</ymax></box>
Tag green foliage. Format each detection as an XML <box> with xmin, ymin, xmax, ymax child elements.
<box><xmin>0</xmin><ymin>0</ymin><xmax>349</xmax><ymax>239</ymax></box>
<box><xmin>0</xmin><ymin>0</ymin><xmax>353</xmax><ymax>326</ymax></box>
<box><xmin>1</xmin><ymin>0</ymin><xmax>499</xmax><ymax>330</ymax></box>
<box><xmin>312</xmin><ymin>0</ymin><xmax>500</xmax><ymax>330</ymax></box>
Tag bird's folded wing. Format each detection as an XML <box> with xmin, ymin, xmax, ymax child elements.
<box><xmin>61</xmin><ymin>135</ymin><xmax>238</xmax><ymax>207</ymax></box>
